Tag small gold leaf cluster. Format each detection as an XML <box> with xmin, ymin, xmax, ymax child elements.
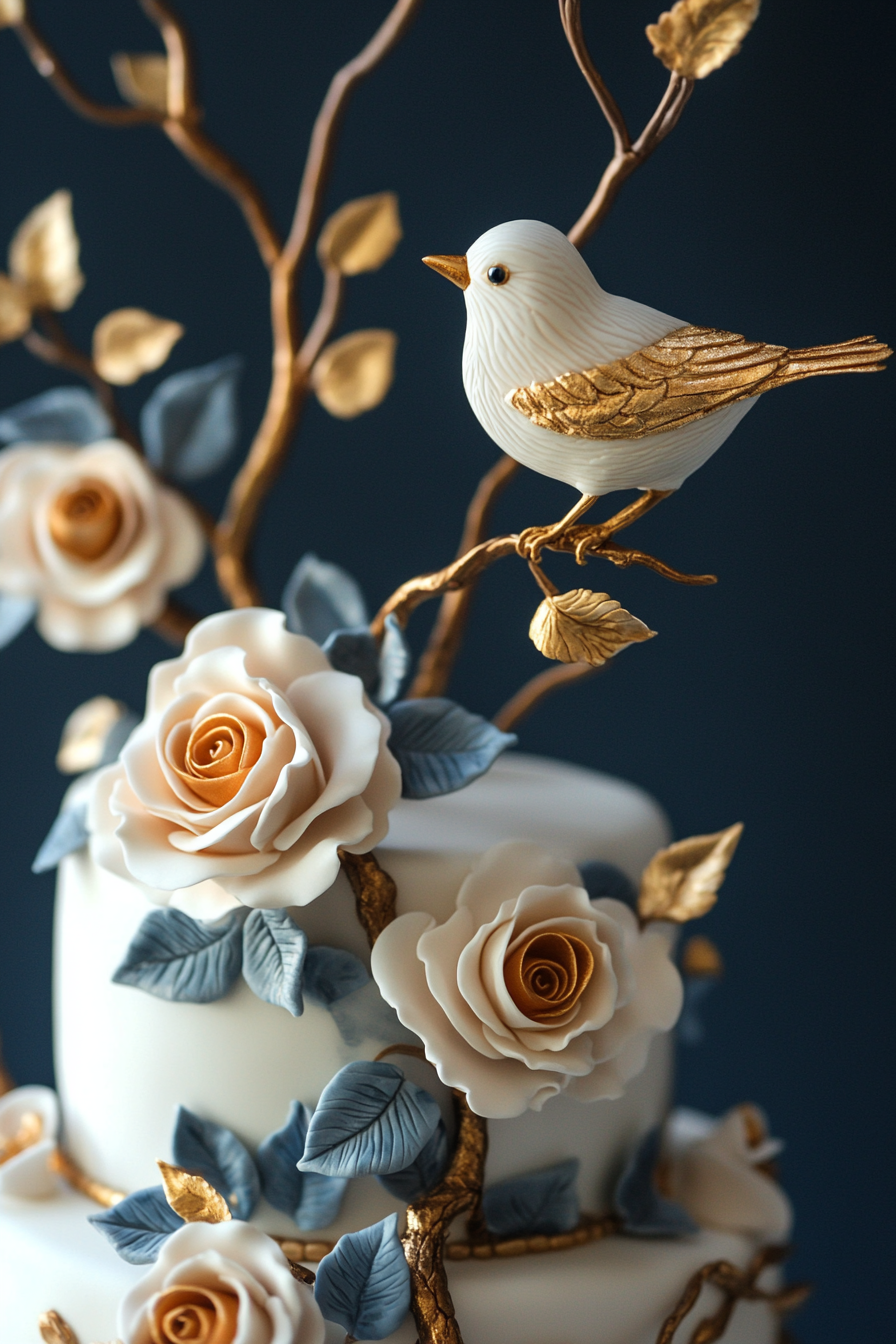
<box><xmin>56</xmin><ymin>696</ymin><xmax>131</xmax><ymax>775</ymax></box>
<box><xmin>0</xmin><ymin>191</ymin><xmax>84</xmax><ymax>344</ymax></box>
<box><xmin>638</xmin><ymin>822</ymin><xmax>743</xmax><ymax>923</ymax></box>
<box><xmin>0</xmin><ymin>0</ymin><xmax>24</xmax><ymax>29</ymax></box>
<box><xmin>647</xmin><ymin>0</ymin><xmax>760</xmax><ymax>80</ymax></box>
<box><xmin>530</xmin><ymin>589</ymin><xmax>655</xmax><ymax>666</ymax></box>
<box><xmin>92</xmin><ymin>307</ymin><xmax>183</xmax><ymax>385</ymax></box>
<box><xmin>111</xmin><ymin>53</ymin><xmax>169</xmax><ymax>113</ymax></box>
<box><xmin>317</xmin><ymin>192</ymin><xmax>402</xmax><ymax>276</ymax></box>
<box><xmin>157</xmin><ymin>1159</ymin><xmax>232</xmax><ymax>1224</ymax></box>
<box><xmin>38</xmin><ymin>1311</ymin><xmax>79</xmax><ymax>1344</ymax></box>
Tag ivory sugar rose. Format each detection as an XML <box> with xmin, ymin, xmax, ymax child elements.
<box><xmin>89</xmin><ymin>607</ymin><xmax>402</xmax><ymax>913</ymax></box>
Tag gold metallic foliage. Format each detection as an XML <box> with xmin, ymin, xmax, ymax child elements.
<box><xmin>110</xmin><ymin>53</ymin><xmax>170</xmax><ymax>112</ymax></box>
<box><xmin>56</xmin><ymin>695</ymin><xmax>130</xmax><ymax>775</ymax></box>
<box><xmin>157</xmin><ymin>1160</ymin><xmax>232</xmax><ymax>1224</ymax></box>
<box><xmin>655</xmin><ymin>1244</ymin><xmax>810</xmax><ymax>1344</ymax></box>
<box><xmin>317</xmin><ymin>192</ymin><xmax>402</xmax><ymax>276</ymax></box>
<box><xmin>511</xmin><ymin>325</ymin><xmax>892</xmax><ymax>441</ymax></box>
<box><xmin>311</xmin><ymin>328</ymin><xmax>397</xmax><ymax>419</ymax></box>
<box><xmin>680</xmin><ymin>934</ymin><xmax>724</xmax><ymax>978</ymax></box>
<box><xmin>638</xmin><ymin>823</ymin><xmax>743</xmax><ymax>924</ymax></box>
<box><xmin>0</xmin><ymin>273</ymin><xmax>30</xmax><ymax>343</ymax></box>
<box><xmin>646</xmin><ymin>0</ymin><xmax>761</xmax><ymax>80</ymax></box>
<box><xmin>8</xmin><ymin>190</ymin><xmax>84</xmax><ymax>313</ymax></box>
<box><xmin>38</xmin><ymin>1311</ymin><xmax>79</xmax><ymax>1344</ymax></box>
<box><xmin>92</xmin><ymin>307</ymin><xmax>183</xmax><ymax>385</ymax></box>
<box><xmin>0</xmin><ymin>0</ymin><xmax>24</xmax><ymax>28</ymax></box>
<box><xmin>529</xmin><ymin>589</ymin><xmax>655</xmax><ymax>666</ymax></box>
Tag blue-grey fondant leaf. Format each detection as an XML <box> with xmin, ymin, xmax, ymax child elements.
<box><xmin>32</xmin><ymin>801</ymin><xmax>88</xmax><ymax>873</ymax></box>
<box><xmin>141</xmin><ymin>355</ymin><xmax>241</xmax><ymax>481</ymax></box>
<box><xmin>299</xmin><ymin>1061</ymin><xmax>441</xmax><ymax>1179</ymax></box>
<box><xmin>377</xmin><ymin>1118</ymin><xmax>448</xmax><ymax>1202</ymax></box>
<box><xmin>386</xmin><ymin>697</ymin><xmax>517</xmax><ymax>800</ymax></box>
<box><xmin>304</xmin><ymin>945</ymin><xmax>370</xmax><ymax>1006</ymax></box>
<box><xmin>578</xmin><ymin>860</ymin><xmax>638</xmax><ymax>909</ymax></box>
<box><xmin>89</xmin><ymin>1185</ymin><xmax>181</xmax><ymax>1264</ymax></box>
<box><xmin>296</xmin><ymin>1171</ymin><xmax>349</xmax><ymax>1230</ymax></box>
<box><xmin>0</xmin><ymin>387</ymin><xmax>112</xmax><ymax>445</ymax></box>
<box><xmin>678</xmin><ymin>977</ymin><xmax>715</xmax><ymax>1047</ymax></box>
<box><xmin>0</xmin><ymin>593</ymin><xmax>36</xmax><ymax>649</ymax></box>
<box><xmin>257</xmin><ymin>1100</ymin><xmax>310</xmax><ymax>1218</ymax></box>
<box><xmin>282</xmin><ymin>553</ymin><xmax>367</xmax><ymax>644</ymax></box>
<box><xmin>322</xmin><ymin>626</ymin><xmax>380</xmax><ymax>696</ymax></box>
<box><xmin>315</xmin><ymin>1213</ymin><xmax>410</xmax><ymax>1340</ymax></box>
<box><xmin>242</xmin><ymin>909</ymin><xmax>307</xmax><ymax>1016</ymax></box>
<box><xmin>482</xmin><ymin>1158</ymin><xmax>580</xmax><ymax>1238</ymax></box>
<box><xmin>614</xmin><ymin>1126</ymin><xmax>697</xmax><ymax>1237</ymax></box>
<box><xmin>111</xmin><ymin>908</ymin><xmax>244</xmax><ymax>1004</ymax></box>
<box><xmin>171</xmin><ymin>1106</ymin><xmax>260</xmax><ymax>1220</ymax></box>
<box><xmin>377</xmin><ymin>614</ymin><xmax>409</xmax><ymax>707</ymax></box>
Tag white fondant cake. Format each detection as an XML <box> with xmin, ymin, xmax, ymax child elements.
<box><xmin>0</xmin><ymin>754</ymin><xmax>787</xmax><ymax>1341</ymax></box>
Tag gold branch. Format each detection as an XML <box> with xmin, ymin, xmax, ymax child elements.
<box><xmin>49</xmin><ymin>1148</ymin><xmax>125</xmax><ymax>1208</ymax></box>
<box><xmin>338</xmin><ymin>847</ymin><xmax>398</xmax><ymax>946</ymax></box>
<box><xmin>152</xmin><ymin>596</ymin><xmax>201</xmax><ymax>646</ymax></box>
<box><xmin>655</xmin><ymin>1245</ymin><xmax>811</xmax><ymax>1344</ymax></box>
<box><xmin>492</xmin><ymin>661</ymin><xmax>600</xmax><ymax>732</ymax></box>
<box><xmin>14</xmin><ymin>15</ymin><xmax>161</xmax><ymax>127</ymax></box>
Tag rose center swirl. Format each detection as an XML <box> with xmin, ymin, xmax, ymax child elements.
<box><xmin>503</xmin><ymin>931</ymin><xmax>594</xmax><ymax>1021</ymax></box>
<box><xmin>47</xmin><ymin>476</ymin><xmax>123</xmax><ymax>561</ymax></box>
<box><xmin>175</xmin><ymin>713</ymin><xmax>264</xmax><ymax>807</ymax></box>
<box><xmin>151</xmin><ymin>1285</ymin><xmax>240</xmax><ymax>1344</ymax></box>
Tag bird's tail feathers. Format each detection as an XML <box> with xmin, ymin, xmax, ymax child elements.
<box><xmin>770</xmin><ymin>334</ymin><xmax>892</xmax><ymax>388</ymax></box>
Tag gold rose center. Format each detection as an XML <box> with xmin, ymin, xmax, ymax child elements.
<box><xmin>48</xmin><ymin>477</ymin><xmax>123</xmax><ymax>561</ymax></box>
<box><xmin>149</xmin><ymin>1285</ymin><xmax>240</xmax><ymax>1344</ymax></box>
<box><xmin>175</xmin><ymin>713</ymin><xmax>264</xmax><ymax>806</ymax></box>
<box><xmin>504</xmin><ymin>931</ymin><xmax>594</xmax><ymax>1022</ymax></box>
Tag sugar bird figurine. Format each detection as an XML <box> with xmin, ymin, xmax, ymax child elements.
<box><xmin>424</xmin><ymin>220</ymin><xmax>891</xmax><ymax>557</ymax></box>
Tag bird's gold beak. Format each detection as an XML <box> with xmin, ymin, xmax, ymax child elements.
<box><xmin>422</xmin><ymin>254</ymin><xmax>470</xmax><ymax>290</ymax></box>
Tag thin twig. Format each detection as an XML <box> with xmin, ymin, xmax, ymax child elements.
<box><xmin>152</xmin><ymin>597</ymin><xmax>201</xmax><ymax>645</ymax></box>
<box><xmin>409</xmin><ymin>455</ymin><xmax>519</xmax><ymax>698</ymax></box>
<box><xmin>14</xmin><ymin>15</ymin><xmax>161</xmax><ymax>127</ymax></box>
<box><xmin>297</xmin><ymin>266</ymin><xmax>345</xmax><ymax>375</ymax></box>
<box><xmin>493</xmin><ymin>661</ymin><xmax>599</xmax><ymax>733</ymax></box>
<box><xmin>23</xmin><ymin>314</ymin><xmax>141</xmax><ymax>453</ymax></box>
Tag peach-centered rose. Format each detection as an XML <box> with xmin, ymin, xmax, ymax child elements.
<box><xmin>0</xmin><ymin>439</ymin><xmax>204</xmax><ymax>650</ymax></box>
<box><xmin>119</xmin><ymin>1221</ymin><xmax>325</xmax><ymax>1344</ymax></box>
<box><xmin>89</xmin><ymin>608</ymin><xmax>402</xmax><ymax>913</ymax></box>
<box><xmin>372</xmin><ymin>841</ymin><xmax>683</xmax><ymax>1119</ymax></box>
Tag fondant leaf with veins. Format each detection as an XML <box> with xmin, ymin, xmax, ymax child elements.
<box><xmin>0</xmin><ymin>386</ymin><xmax>112</xmax><ymax>445</ymax></box>
<box><xmin>304</xmin><ymin>945</ymin><xmax>370</xmax><ymax>1006</ymax></box>
<box><xmin>242</xmin><ymin>909</ymin><xmax>307</xmax><ymax>1016</ymax></box>
<box><xmin>386</xmin><ymin>697</ymin><xmax>517</xmax><ymax>800</ymax></box>
<box><xmin>140</xmin><ymin>354</ymin><xmax>242</xmax><ymax>482</ymax></box>
<box><xmin>638</xmin><ymin>823</ymin><xmax>743</xmax><ymax>923</ymax></box>
<box><xmin>111</xmin><ymin>908</ymin><xmax>244</xmax><ymax>1003</ymax></box>
<box><xmin>299</xmin><ymin>1061</ymin><xmax>441</xmax><ymax>1179</ymax></box>
<box><xmin>32</xmin><ymin>801</ymin><xmax>88</xmax><ymax>873</ymax></box>
<box><xmin>614</xmin><ymin>1125</ymin><xmax>698</xmax><ymax>1236</ymax></box>
<box><xmin>482</xmin><ymin>1158</ymin><xmax>580</xmax><ymax>1238</ymax></box>
<box><xmin>321</xmin><ymin>615</ymin><xmax>409</xmax><ymax>707</ymax></box>
<box><xmin>377</xmin><ymin>1118</ymin><xmax>449</xmax><ymax>1202</ymax></box>
<box><xmin>89</xmin><ymin>1184</ymin><xmax>182</xmax><ymax>1264</ymax></box>
<box><xmin>315</xmin><ymin>1213</ymin><xmax>411</xmax><ymax>1340</ymax></box>
<box><xmin>296</xmin><ymin>1171</ymin><xmax>349</xmax><ymax>1230</ymax></box>
<box><xmin>171</xmin><ymin>1106</ymin><xmax>260</xmax><ymax>1220</ymax></box>
<box><xmin>282</xmin><ymin>553</ymin><xmax>368</xmax><ymax>645</ymax></box>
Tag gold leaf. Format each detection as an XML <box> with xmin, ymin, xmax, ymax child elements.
<box><xmin>0</xmin><ymin>274</ymin><xmax>30</xmax><ymax>344</ymax></box>
<box><xmin>646</xmin><ymin>0</ymin><xmax>760</xmax><ymax>80</ymax></box>
<box><xmin>317</xmin><ymin>192</ymin><xmax>402</xmax><ymax>275</ymax></box>
<box><xmin>680</xmin><ymin>934</ymin><xmax>724</xmax><ymax>978</ymax></box>
<box><xmin>638</xmin><ymin>822</ymin><xmax>743</xmax><ymax>923</ymax></box>
<box><xmin>157</xmin><ymin>1160</ymin><xmax>232</xmax><ymax>1224</ymax></box>
<box><xmin>8</xmin><ymin>190</ymin><xmax>84</xmax><ymax>312</ymax></box>
<box><xmin>0</xmin><ymin>0</ymin><xmax>24</xmax><ymax>29</ymax></box>
<box><xmin>92</xmin><ymin>307</ymin><xmax>183</xmax><ymax>385</ymax></box>
<box><xmin>38</xmin><ymin>1311</ymin><xmax>79</xmax><ymax>1344</ymax></box>
<box><xmin>529</xmin><ymin>589</ymin><xmax>655</xmax><ymax>666</ymax></box>
<box><xmin>56</xmin><ymin>695</ymin><xmax>131</xmax><ymax>775</ymax></box>
<box><xmin>312</xmin><ymin>328</ymin><xmax>397</xmax><ymax>419</ymax></box>
<box><xmin>111</xmin><ymin>53</ymin><xmax>169</xmax><ymax>112</ymax></box>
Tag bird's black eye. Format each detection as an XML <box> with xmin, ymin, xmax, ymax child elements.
<box><xmin>487</xmin><ymin>265</ymin><xmax>509</xmax><ymax>286</ymax></box>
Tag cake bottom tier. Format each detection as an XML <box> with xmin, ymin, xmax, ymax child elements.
<box><xmin>0</xmin><ymin>1189</ymin><xmax>780</xmax><ymax>1344</ymax></box>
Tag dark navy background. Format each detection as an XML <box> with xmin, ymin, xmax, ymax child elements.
<box><xmin>0</xmin><ymin>2</ymin><xmax>893</xmax><ymax>1337</ymax></box>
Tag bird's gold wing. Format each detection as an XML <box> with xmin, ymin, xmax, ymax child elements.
<box><xmin>509</xmin><ymin>324</ymin><xmax>891</xmax><ymax>440</ymax></box>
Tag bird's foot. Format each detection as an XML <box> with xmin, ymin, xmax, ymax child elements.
<box><xmin>569</xmin><ymin>524</ymin><xmax>614</xmax><ymax>564</ymax></box>
<box><xmin>516</xmin><ymin>522</ymin><xmax>571</xmax><ymax>563</ymax></box>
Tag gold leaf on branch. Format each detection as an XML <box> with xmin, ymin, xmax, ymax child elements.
<box><xmin>638</xmin><ymin>822</ymin><xmax>743</xmax><ymax>923</ymax></box>
<box><xmin>317</xmin><ymin>192</ymin><xmax>402</xmax><ymax>275</ymax></box>
<box><xmin>681</xmin><ymin>934</ymin><xmax>724</xmax><ymax>978</ymax></box>
<box><xmin>0</xmin><ymin>274</ymin><xmax>30</xmax><ymax>343</ymax></box>
<box><xmin>9</xmin><ymin>190</ymin><xmax>84</xmax><ymax>312</ymax></box>
<box><xmin>56</xmin><ymin>695</ymin><xmax>130</xmax><ymax>774</ymax></box>
<box><xmin>646</xmin><ymin>0</ymin><xmax>760</xmax><ymax>80</ymax></box>
<box><xmin>0</xmin><ymin>0</ymin><xmax>24</xmax><ymax>28</ymax></box>
<box><xmin>38</xmin><ymin>1311</ymin><xmax>79</xmax><ymax>1344</ymax></box>
<box><xmin>529</xmin><ymin>589</ymin><xmax>655</xmax><ymax>666</ymax></box>
<box><xmin>111</xmin><ymin>53</ymin><xmax>170</xmax><ymax>112</ymax></box>
<box><xmin>312</xmin><ymin>328</ymin><xmax>397</xmax><ymax>419</ymax></box>
<box><xmin>92</xmin><ymin>307</ymin><xmax>183</xmax><ymax>385</ymax></box>
<box><xmin>157</xmin><ymin>1160</ymin><xmax>232</xmax><ymax>1224</ymax></box>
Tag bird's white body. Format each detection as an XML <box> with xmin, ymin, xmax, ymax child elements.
<box><xmin>460</xmin><ymin>219</ymin><xmax>754</xmax><ymax>494</ymax></box>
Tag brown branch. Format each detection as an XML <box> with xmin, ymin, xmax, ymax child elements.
<box><xmin>297</xmin><ymin>266</ymin><xmax>345</xmax><ymax>375</ymax></box>
<box><xmin>493</xmin><ymin>661</ymin><xmax>600</xmax><ymax>733</ymax></box>
<box><xmin>23</xmin><ymin>313</ymin><xmax>141</xmax><ymax>453</ymax></box>
<box><xmin>338</xmin><ymin>847</ymin><xmax>398</xmax><ymax>946</ymax></box>
<box><xmin>409</xmin><ymin>456</ymin><xmax>519</xmax><ymax>698</ymax></box>
<box><xmin>152</xmin><ymin>596</ymin><xmax>201</xmax><ymax>646</ymax></box>
<box><xmin>14</xmin><ymin>16</ymin><xmax>162</xmax><ymax>127</ymax></box>
<box><xmin>562</xmin><ymin>0</ymin><xmax>694</xmax><ymax>249</ymax></box>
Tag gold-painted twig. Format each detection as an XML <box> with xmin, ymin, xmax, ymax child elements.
<box><xmin>49</xmin><ymin>1147</ymin><xmax>125</xmax><ymax>1209</ymax></box>
<box><xmin>446</xmin><ymin>1211</ymin><xmax>619</xmax><ymax>1261</ymax></box>
<box><xmin>152</xmin><ymin>597</ymin><xmax>201</xmax><ymax>646</ymax></box>
<box><xmin>38</xmin><ymin>1310</ymin><xmax>80</xmax><ymax>1344</ymax></box>
<box><xmin>655</xmin><ymin>1245</ymin><xmax>811</xmax><ymax>1344</ymax></box>
<box><xmin>338</xmin><ymin>848</ymin><xmax>398</xmax><ymax>946</ymax></box>
<box><xmin>492</xmin><ymin>661</ymin><xmax>600</xmax><ymax>733</ymax></box>
<box><xmin>402</xmin><ymin>1094</ymin><xmax>489</xmax><ymax>1344</ymax></box>
<box><xmin>409</xmin><ymin>455</ymin><xmax>520</xmax><ymax>699</ymax></box>
<box><xmin>561</xmin><ymin>0</ymin><xmax>694</xmax><ymax>248</ymax></box>
<box><xmin>23</xmin><ymin>313</ymin><xmax>140</xmax><ymax>454</ymax></box>
<box><xmin>14</xmin><ymin>15</ymin><xmax>160</xmax><ymax>127</ymax></box>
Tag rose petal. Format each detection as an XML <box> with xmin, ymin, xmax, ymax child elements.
<box><xmin>457</xmin><ymin>840</ymin><xmax>580</xmax><ymax>923</ymax></box>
